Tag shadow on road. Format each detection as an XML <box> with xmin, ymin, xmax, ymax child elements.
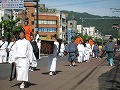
<box><xmin>34</xmin><ymin>68</ymin><xmax>40</xmax><ymax>71</ymax></box>
<box><xmin>11</xmin><ymin>82</ymin><xmax>37</xmax><ymax>88</ymax></box>
<box><xmin>42</xmin><ymin>70</ymin><xmax>62</xmax><ymax>75</ymax></box>
<box><xmin>64</xmin><ymin>64</ymin><xmax>78</xmax><ymax>67</ymax></box>
<box><xmin>98</xmin><ymin>57</ymin><xmax>120</xmax><ymax>90</ymax></box>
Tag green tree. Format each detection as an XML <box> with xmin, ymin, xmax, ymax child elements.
<box><xmin>0</xmin><ymin>15</ymin><xmax>22</xmax><ymax>40</ymax></box>
<box><xmin>81</xmin><ymin>34</ymin><xmax>92</xmax><ymax>42</ymax></box>
<box><xmin>94</xmin><ymin>38</ymin><xmax>102</xmax><ymax>45</ymax></box>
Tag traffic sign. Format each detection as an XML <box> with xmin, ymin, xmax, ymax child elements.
<box><xmin>0</xmin><ymin>0</ymin><xmax>24</xmax><ymax>9</ymax></box>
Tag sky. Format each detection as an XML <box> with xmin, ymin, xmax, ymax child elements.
<box><xmin>40</xmin><ymin>0</ymin><xmax>120</xmax><ymax>17</ymax></box>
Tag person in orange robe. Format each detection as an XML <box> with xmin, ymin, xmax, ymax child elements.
<box><xmin>75</xmin><ymin>36</ymin><xmax>84</xmax><ymax>45</ymax></box>
<box><xmin>89</xmin><ymin>39</ymin><xmax>94</xmax><ymax>46</ymax></box>
<box><xmin>23</xmin><ymin>21</ymin><xmax>34</xmax><ymax>41</ymax></box>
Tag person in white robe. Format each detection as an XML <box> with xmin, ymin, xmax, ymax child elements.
<box><xmin>85</xmin><ymin>40</ymin><xmax>92</xmax><ymax>60</ymax></box>
<box><xmin>0</xmin><ymin>36</ymin><xmax>8</xmax><ymax>63</ymax></box>
<box><xmin>7</xmin><ymin>37</ymin><xmax>16</xmax><ymax>81</ymax></box>
<box><xmin>37</xmin><ymin>39</ymin><xmax>41</xmax><ymax>59</ymax></box>
<box><xmin>59</xmin><ymin>42</ymin><xmax>65</xmax><ymax>57</ymax></box>
<box><xmin>35</xmin><ymin>31</ymin><xmax>41</xmax><ymax>59</ymax></box>
<box><xmin>83</xmin><ymin>43</ymin><xmax>90</xmax><ymax>62</ymax></box>
<box><xmin>35</xmin><ymin>33</ymin><xmax>40</xmax><ymax>42</ymax></box>
<box><xmin>13</xmin><ymin>31</ymin><xmax>33</xmax><ymax>89</ymax></box>
<box><xmin>29</xmin><ymin>53</ymin><xmax>37</xmax><ymax>72</ymax></box>
<box><xmin>30</xmin><ymin>36</ymin><xmax>38</xmax><ymax>71</ymax></box>
<box><xmin>7</xmin><ymin>37</ymin><xmax>16</xmax><ymax>64</ymax></box>
<box><xmin>86</xmin><ymin>40</ymin><xmax>92</xmax><ymax>54</ymax></box>
<box><xmin>48</xmin><ymin>35</ymin><xmax>59</xmax><ymax>76</ymax></box>
<box><xmin>77</xmin><ymin>40</ymin><xmax>85</xmax><ymax>63</ymax></box>
<box><xmin>92</xmin><ymin>44</ymin><xmax>95</xmax><ymax>58</ymax></box>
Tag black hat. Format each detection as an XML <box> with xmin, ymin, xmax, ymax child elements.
<box><xmin>24</xmin><ymin>20</ymin><xmax>29</xmax><ymax>25</ymax></box>
<box><xmin>109</xmin><ymin>36</ymin><xmax>113</xmax><ymax>40</ymax></box>
<box><xmin>52</xmin><ymin>34</ymin><xmax>57</xmax><ymax>39</ymax></box>
<box><xmin>1</xmin><ymin>36</ymin><xmax>5</xmax><ymax>39</ymax></box>
<box><xmin>19</xmin><ymin>30</ymin><xmax>25</xmax><ymax>35</ymax></box>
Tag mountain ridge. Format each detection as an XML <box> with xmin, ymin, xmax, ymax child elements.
<box><xmin>61</xmin><ymin>10</ymin><xmax>120</xmax><ymax>37</ymax></box>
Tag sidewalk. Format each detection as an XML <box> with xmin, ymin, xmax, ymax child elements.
<box><xmin>98</xmin><ymin>56</ymin><xmax>120</xmax><ymax>90</ymax></box>
<box><xmin>0</xmin><ymin>57</ymin><xmax>118</xmax><ymax>90</ymax></box>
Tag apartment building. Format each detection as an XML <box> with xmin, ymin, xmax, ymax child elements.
<box><xmin>17</xmin><ymin>2</ymin><xmax>67</xmax><ymax>39</ymax></box>
<box><xmin>77</xmin><ymin>25</ymin><xmax>83</xmax><ymax>34</ymax></box>
<box><xmin>35</xmin><ymin>13</ymin><xmax>59</xmax><ymax>39</ymax></box>
<box><xmin>68</xmin><ymin>20</ymin><xmax>77</xmax><ymax>33</ymax></box>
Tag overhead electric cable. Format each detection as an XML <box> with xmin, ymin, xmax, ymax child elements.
<box><xmin>47</xmin><ymin>0</ymin><xmax>113</xmax><ymax>8</ymax></box>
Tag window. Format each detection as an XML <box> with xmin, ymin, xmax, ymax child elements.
<box><xmin>38</xmin><ymin>20</ymin><xmax>57</xmax><ymax>25</ymax></box>
<box><xmin>44</xmin><ymin>20</ymin><xmax>47</xmax><ymax>24</ymax></box>
<box><xmin>41</xmin><ymin>20</ymin><xmax>43</xmax><ymax>24</ymax></box>
<box><xmin>38</xmin><ymin>20</ymin><xmax>41</xmax><ymax>24</ymax></box>
<box><xmin>38</xmin><ymin>28</ymin><xmax>56</xmax><ymax>32</ymax></box>
<box><xmin>53</xmin><ymin>20</ymin><xmax>56</xmax><ymax>24</ymax></box>
<box><xmin>44</xmin><ymin>28</ymin><xmax>47</xmax><ymax>32</ymax></box>
<box><xmin>48</xmin><ymin>21</ymin><xmax>50</xmax><ymax>24</ymax></box>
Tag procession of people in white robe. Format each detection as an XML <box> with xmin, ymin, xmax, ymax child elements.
<box><xmin>0</xmin><ymin>30</ymin><xmax>98</xmax><ymax>89</ymax></box>
<box><xmin>1</xmin><ymin>36</ymin><xmax>94</xmax><ymax>74</ymax></box>
<box><xmin>56</xmin><ymin>40</ymin><xmax>93</xmax><ymax>64</ymax></box>
<box><xmin>77</xmin><ymin>42</ymin><xmax>92</xmax><ymax>63</ymax></box>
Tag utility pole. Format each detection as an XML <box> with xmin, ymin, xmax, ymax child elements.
<box><xmin>36</xmin><ymin>0</ymin><xmax>39</xmax><ymax>32</ymax></box>
<box><xmin>34</xmin><ymin>0</ymin><xmax>39</xmax><ymax>34</ymax></box>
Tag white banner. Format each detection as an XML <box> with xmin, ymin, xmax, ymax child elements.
<box><xmin>0</xmin><ymin>0</ymin><xmax>24</xmax><ymax>9</ymax></box>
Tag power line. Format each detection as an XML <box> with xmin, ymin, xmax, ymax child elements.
<box><xmin>110</xmin><ymin>8</ymin><xmax>120</xmax><ymax>13</ymax></box>
<box><xmin>80</xmin><ymin>18</ymin><xmax>120</xmax><ymax>20</ymax></box>
<box><xmin>47</xmin><ymin>0</ymin><xmax>113</xmax><ymax>8</ymax></box>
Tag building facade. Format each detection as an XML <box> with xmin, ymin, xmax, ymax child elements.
<box><xmin>0</xmin><ymin>9</ymin><xmax>4</xmax><ymax>22</ymax></box>
<box><xmin>68</xmin><ymin>20</ymin><xmax>77</xmax><ymax>33</ymax></box>
<box><xmin>18</xmin><ymin>2</ymin><xmax>35</xmax><ymax>33</ymax></box>
<box><xmin>18</xmin><ymin>2</ymin><xmax>67</xmax><ymax>40</ymax></box>
<box><xmin>83</xmin><ymin>26</ymin><xmax>102</xmax><ymax>39</ymax></box>
<box><xmin>58</xmin><ymin>12</ymin><xmax>67</xmax><ymax>40</ymax></box>
<box><xmin>77</xmin><ymin>25</ymin><xmax>83</xmax><ymax>34</ymax></box>
<box><xmin>35</xmin><ymin>13</ymin><xmax>59</xmax><ymax>39</ymax></box>
<box><xmin>83</xmin><ymin>26</ymin><xmax>96</xmax><ymax>37</ymax></box>
<box><xmin>0</xmin><ymin>9</ymin><xmax>12</xmax><ymax>22</ymax></box>
<box><xmin>67</xmin><ymin>29</ymin><xmax>75</xmax><ymax>43</ymax></box>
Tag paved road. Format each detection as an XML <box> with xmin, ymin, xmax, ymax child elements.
<box><xmin>0</xmin><ymin>55</ymin><xmax>120</xmax><ymax>90</ymax></box>
<box><xmin>0</xmin><ymin>55</ymin><xmax>67</xmax><ymax>80</ymax></box>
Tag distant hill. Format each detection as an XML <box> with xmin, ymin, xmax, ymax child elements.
<box><xmin>61</xmin><ymin>10</ymin><xmax>120</xmax><ymax>38</ymax></box>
